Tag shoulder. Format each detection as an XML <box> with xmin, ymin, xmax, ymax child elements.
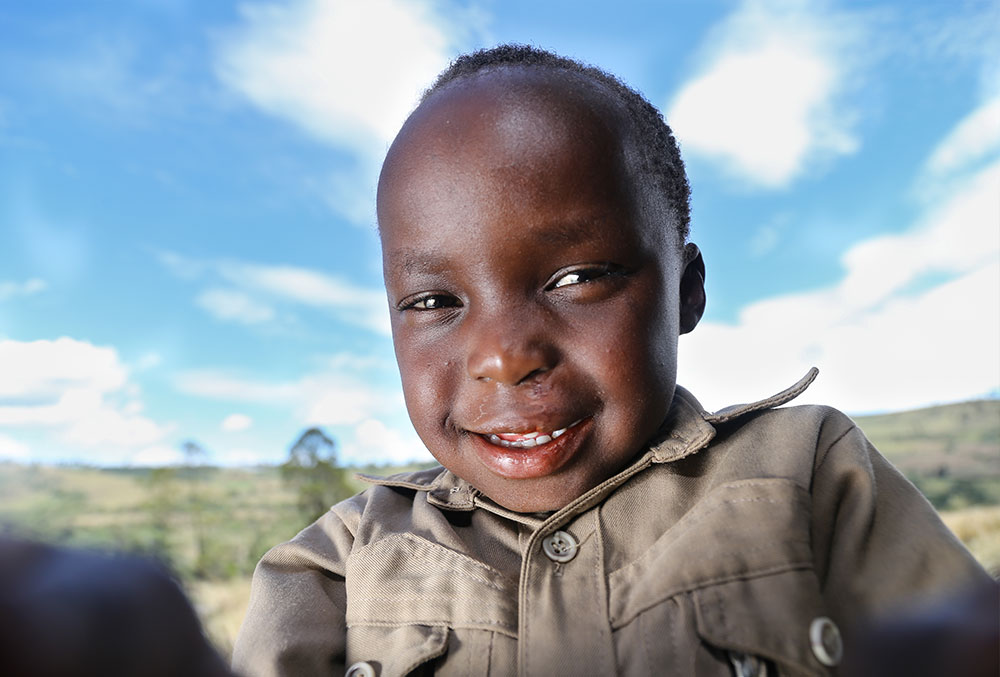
<box><xmin>283</xmin><ymin>465</ymin><xmax>463</xmax><ymax>555</ymax></box>
<box><xmin>671</xmin><ymin>369</ymin><xmax>868</xmax><ymax>489</ymax></box>
<box><xmin>691</xmin><ymin>368</ymin><xmax>858</xmax><ymax>449</ymax></box>
<box><xmin>726</xmin><ymin>403</ymin><xmax>859</xmax><ymax>448</ymax></box>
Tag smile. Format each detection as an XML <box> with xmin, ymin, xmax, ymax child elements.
<box><xmin>469</xmin><ymin>418</ymin><xmax>592</xmax><ymax>480</ymax></box>
<box><xmin>483</xmin><ymin>420</ymin><xmax>583</xmax><ymax>449</ymax></box>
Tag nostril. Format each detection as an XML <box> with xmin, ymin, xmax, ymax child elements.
<box><xmin>467</xmin><ymin>347</ymin><xmax>557</xmax><ymax>386</ymax></box>
<box><xmin>517</xmin><ymin>366</ymin><xmax>549</xmax><ymax>386</ymax></box>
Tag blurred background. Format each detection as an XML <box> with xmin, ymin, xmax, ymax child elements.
<box><xmin>1</xmin><ymin>0</ymin><xmax>997</xmax><ymax>659</ymax></box>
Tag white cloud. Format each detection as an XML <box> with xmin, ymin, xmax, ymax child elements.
<box><xmin>196</xmin><ymin>287</ymin><xmax>276</xmax><ymax>325</ymax></box>
<box><xmin>135</xmin><ymin>352</ymin><xmax>163</xmax><ymax>371</ymax></box>
<box><xmin>215</xmin><ymin>0</ymin><xmax>460</xmax><ymax>151</ymax></box>
<box><xmin>0</xmin><ymin>433</ymin><xmax>30</xmax><ymax>460</ymax></box>
<box><xmin>214</xmin><ymin>0</ymin><xmax>478</xmax><ymax>223</ymax></box>
<box><xmin>213</xmin><ymin>446</ymin><xmax>271</xmax><ymax>466</ymax></box>
<box><xmin>220</xmin><ymin>260</ymin><xmax>390</xmax><ymax>335</ymax></box>
<box><xmin>175</xmin><ymin>367</ymin><xmax>403</xmax><ymax>427</ymax></box>
<box><xmin>175</xmin><ymin>362</ymin><xmax>429</xmax><ymax>465</ymax></box>
<box><xmin>173</xmin><ymin>371</ymin><xmax>300</xmax><ymax>403</ymax></box>
<box><xmin>340</xmin><ymin>417</ymin><xmax>431</xmax><ymax>465</ymax></box>
<box><xmin>130</xmin><ymin>445</ymin><xmax>186</xmax><ymax>467</ymax></box>
<box><xmin>925</xmin><ymin>96</ymin><xmax>1000</xmax><ymax>178</ymax></box>
<box><xmin>219</xmin><ymin>260</ymin><xmax>379</xmax><ymax>308</ymax></box>
<box><xmin>160</xmin><ymin>251</ymin><xmax>391</xmax><ymax>335</ymax></box>
<box><xmin>0</xmin><ymin>337</ymin><xmax>127</xmax><ymax>399</ymax></box>
<box><xmin>0</xmin><ymin>278</ymin><xmax>46</xmax><ymax>301</ymax></box>
<box><xmin>158</xmin><ymin>249</ymin><xmax>206</xmax><ymax>279</ymax></box>
<box><xmin>667</xmin><ymin>0</ymin><xmax>867</xmax><ymax>188</ymax></box>
<box><xmin>0</xmin><ymin>338</ymin><xmax>172</xmax><ymax>455</ymax></box>
<box><xmin>325</xmin><ymin>350</ymin><xmax>394</xmax><ymax>372</ymax></box>
<box><xmin>221</xmin><ymin>413</ymin><xmax>253</xmax><ymax>432</ymax></box>
<box><xmin>680</xmin><ymin>155</ymin><xmax>1000</xmax><ymax>414</ymax></box>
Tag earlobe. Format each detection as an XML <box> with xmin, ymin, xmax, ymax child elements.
<box><xmin>679</xmin><ymin>243</ymin><xmax>706</xmax><ymax>335</ymax></box>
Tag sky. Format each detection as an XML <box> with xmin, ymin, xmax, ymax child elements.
<box><xmin>0</xmin><ymin>0</ymin><xmax>997</xmax><ymax>467</ymax></box>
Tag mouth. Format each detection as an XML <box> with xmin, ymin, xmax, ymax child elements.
<box><xmin>482</xmin><ymin>419</ymin><xmax>582</xmax><ymax>449</ymax></box>
<box><xmin>468</xmin><ymin>418</ymin><xmax>591</xmax><ymax>480</ymax></box>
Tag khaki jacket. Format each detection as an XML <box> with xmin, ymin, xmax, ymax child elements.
<box><xmin>232</xmin><ymin>371</ymin><xmax>989</xmax><ymax>676</ymax></box>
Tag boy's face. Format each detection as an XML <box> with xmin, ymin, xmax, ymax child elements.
<box><xmin>378</xmin><ymin>69</ymin><xmax>704</xmax><ymax>512</ymax></box>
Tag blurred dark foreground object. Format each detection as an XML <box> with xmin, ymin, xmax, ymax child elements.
<box><xmin>843</xmin><ymin>578</ymin><xmax>999</xmax><ymax>677</ymax></box>
<box><xmin>0</xmin><ymin>538</ymin><xmax>234</xmax><ymax>677</ymax></box>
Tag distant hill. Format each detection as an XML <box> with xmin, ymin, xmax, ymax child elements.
<box><xmin>853</xmin><ymin>399</ymin><xmax>1000</xmax><ymax>477</ymax></box>
<box><xmin>853</xmin><ymin>399</ymin><xmax>1000</xmax><ymax>510</ymax></box>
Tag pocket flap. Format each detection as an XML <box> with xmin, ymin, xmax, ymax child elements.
<box><xmin>693</xmin><ymin>570</ymin><xmax>831</xmax><ymax>676</ymax></box>
<box><xmin>347</xmin><ymin>624</ymin><xmax>448</xmax><ymax>677</ymax></box>
<box><xmin>345</xmin><ymin>532</ymin><xmax>516</xmax><ymax>636</ymax></box>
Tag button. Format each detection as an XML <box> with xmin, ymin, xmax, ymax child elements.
<box><xmin>542</xmin><ymin>530</ymin><xmax>579</xmax><ymax>562</ymax></box>
<box><xmin>345</xmin><ymin>661</ymin><xmax>376</xmax><ymax>677</ymax></box>
<box><xmin>809</xmin><ymin>616</ymin><xmax>843</xmax><ymax>667</ymax></box>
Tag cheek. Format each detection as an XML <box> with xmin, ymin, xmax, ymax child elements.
<box><xmin>576</xmin><ymin>291</ymin><xmax>678</xmax><ymax>425</ymax></box>
<box><xmin>394</xmin><ymin>332</ymin><xmax>458</xmax><ymax>432</ymax></box>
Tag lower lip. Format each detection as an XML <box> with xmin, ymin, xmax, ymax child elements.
<box><xmin>469</xmin><ymin>419</ymin><xmax>591</xmax><ymax>480</ymax></box>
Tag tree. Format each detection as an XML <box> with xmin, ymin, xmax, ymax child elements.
<box><xmin>144</xmin><ymin>467</ymin><xmax>178</xmax><ymax>567</ymax></box>
<box><xmin>181</xmin><ymin>440</ymin><xmax>215</xmax><ymax>579</ymax></box>
<box><xmin>281</xmin><ymin>428</ymin><xmax>354</xmax><ymax>523</ymax></box>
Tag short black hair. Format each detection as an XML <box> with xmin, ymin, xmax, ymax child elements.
<box><xmin>421</xmin><ymin>44</ymin><xmax>691</xmax><ymax>241</ymax></box>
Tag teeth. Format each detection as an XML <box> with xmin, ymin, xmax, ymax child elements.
<box><xmin>485</xmin><ymin>420</ymin><xmax>582</xmax><ymax>449</ymax></box>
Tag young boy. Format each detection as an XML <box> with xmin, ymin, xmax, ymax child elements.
<box><xmin>233</xmin><ymin>46</ymin><xmax>991</xmax><ymax>676</ymax></box>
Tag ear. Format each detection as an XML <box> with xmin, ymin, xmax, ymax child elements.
<box><xmin>679</xmin><ymin>243</ymin><xmax>705</xmax><ymax>335</ymax></box>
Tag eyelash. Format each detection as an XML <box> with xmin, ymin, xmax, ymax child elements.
<box><xmin>399</xmin><ymin>294</ymin><xmax>461</xmax><ymax>311</ymax></box>
<box><xmin>546</xmin><ymin>264</ymin><xmax>623</xmax><ymax>290</ymax></box>
<box><xmin>398</xmin><ymin>264</ymin><xmax>624</xmax><ymax>311</ymax></box>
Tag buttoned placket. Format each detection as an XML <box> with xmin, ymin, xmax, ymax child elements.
<box><xmin>518</xmin><ymin>508</ymin><xmax>616</xmax><ymax>676</ymax></box>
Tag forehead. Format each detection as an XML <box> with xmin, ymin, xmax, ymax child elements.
<box><xmin>377</xmin><ymin>67</ymin><xmax>639</xmax><ymax>226</ymax></box>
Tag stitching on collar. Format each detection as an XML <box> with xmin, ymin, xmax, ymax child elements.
<box><xmin>355</xmin><ymin>467</ymin><xmax>446</xmax><ymax>491</ymax></box>
<box><xmin>703</xmin><ymin>367</ymin><xmax>819</xmax><ymax>425</ymax></box>
<box><xmin>357</xmin><ymin>467</ymin><xmax>479</xmax><ymax>511</ymax></box>
<box><xmin>648</xmin><ymin>386</ymin><xmax>717</xmax><ymax>464</ymax></box>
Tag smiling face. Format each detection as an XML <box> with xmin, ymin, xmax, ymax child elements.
<box><xmin>378</xmin><ymin>68</ymin><xmax>704</xmax><ymax>512</ymax></box>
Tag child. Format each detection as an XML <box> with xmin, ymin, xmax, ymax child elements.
<box><xmin>232</xmin><ymin>46</ymin><xmax>991</xmax><ymax>676</ymax></box>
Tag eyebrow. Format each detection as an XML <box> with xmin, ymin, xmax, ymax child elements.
<box><xmin>390</xmin><ymin>248</ymin><xmax>454</xmax><ymax>276</ymax></box>
<box><xmin>388</xmin><ymin>216</ymin><xmax>618</xmax><ymax>276</ymax></box>
<box><xmin>530</xmin><ymin>217</ymin><xmax>611</xmax><ymax>247</ymax></box>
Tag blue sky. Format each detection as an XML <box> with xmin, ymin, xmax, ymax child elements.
<box><xmin>1</xmin><ymin>0</ymin><xmax>997</xmax><ymax>466</ymax></box>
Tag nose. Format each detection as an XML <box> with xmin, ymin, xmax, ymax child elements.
<box><xmin>465</xmin><ymin>311</ymin><xmax>558</xmax><ymax>386</ymax></box>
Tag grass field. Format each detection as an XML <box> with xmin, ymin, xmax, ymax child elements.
<box><xmin>1</xmin><ymin>399</ymin><xmax>997</xmax><ymax>660</ymax></box>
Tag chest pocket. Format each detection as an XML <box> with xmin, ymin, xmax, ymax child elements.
<box><xmin>344</xmin><ymin>533</ymin><xmax>517</xmax><ymax>676</ymax></box>
<box><xmin>692</xmin><ymin>569</ymin><xmax>832</xmax><ymax>676</ymax></box>
<box><xmin>608</xmin><ymin>479</ymin><xmax>835</xmax><ymax>676</ymax></box>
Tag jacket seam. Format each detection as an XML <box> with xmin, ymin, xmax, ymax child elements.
<box><xmin>812</xmin><ymin>422</ymin><xmax>858</xmax><ymax>474</ymax></box>
<box><xmin>346</xmin><ymin>619</ymin><xmax>518</xmax><ymax>639</ymax></box>
<box><xmin>610</xmin><ymin>561</ymin><xmax>815</xmax><ymax>629</ymax></box>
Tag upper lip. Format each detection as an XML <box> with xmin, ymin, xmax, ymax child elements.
<box><xmin>465</xmin><ymin>416</ymin><xmax>586</xmax><ymax>437</ymax></box>
<box><xmin>456</xmin><ymin>386</ymin><xmax>594</xmax><ymax>437</ymax></box>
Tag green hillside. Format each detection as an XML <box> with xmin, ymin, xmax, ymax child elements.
<box><xmin>853</xmin><ymin>399</ymin><xmax>1000</xmax><ymax>510</ymax></box>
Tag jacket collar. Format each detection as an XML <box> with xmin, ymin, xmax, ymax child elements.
<box><xmin>356</xmin><ymin>368</ymin><xmax>819</xmax><ymax>514</ymax></box>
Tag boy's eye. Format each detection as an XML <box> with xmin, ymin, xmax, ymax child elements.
<box><xmin>399</xmin><ymin>293</ymin><xmax>461</xmax><ymax>311</ymax></box>
<box><xmin>548</xmin><ymin>265</ymin><xmax>620</xmax><ymax>290</ymax></box>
